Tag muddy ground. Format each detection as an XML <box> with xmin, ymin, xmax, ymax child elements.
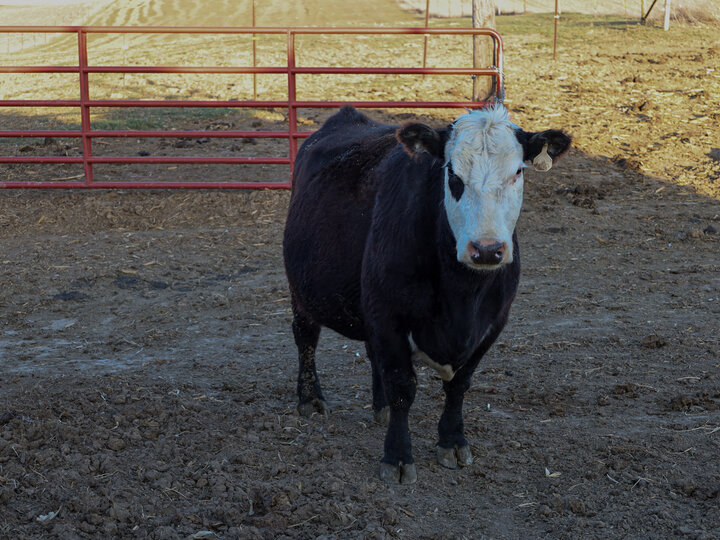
<box><xmin>2</xmin><ymin>146</ymin><xmax>719</xmax><ymax>540</ymax></box>
<box><xmin>2</xmin><ymin>8</ymin><xmax>720</xmax><ymax>540</ymax></box>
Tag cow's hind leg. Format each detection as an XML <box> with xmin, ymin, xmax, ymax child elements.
<box><xmin>292</xmin><ymin>308</ymin><xmax>327</xmax><ymax>417</ymax></box>
<box><xmin>365</xmin><ymin>342</ymin><xmax>389</xmax><ymax>425</ymax></box>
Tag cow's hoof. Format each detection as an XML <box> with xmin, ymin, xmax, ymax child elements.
<box><xmin>379</xmin><ymin>462</ymin><xmax>417</xmax><ymax>484</ymax></box>
<box><xmin>297</xmin><ymin>398</ymin><xmax>328</xmax><ymax>417</ymax></box>
<box><xmin>456</xmin><ymin>445</ymin><xmax>473</xmax><ymax>466</ymax></box>
<box><xmin>373</xmin><ymin>407</ymin><xmax>389</xmax><ymax>425</ymax></box>
<box><xmin>437</xmin><ymin>444</ymin><xmax>473</xmax><ymax>469</ymax></box>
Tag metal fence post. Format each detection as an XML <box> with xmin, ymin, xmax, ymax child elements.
<box><xmin>287</xmin><ymin>30</ymin><xmax>297</xmax><ymax>181</ymax></box>
<box><xmin>77</xmin><ymin>29</ymin><xmax>94</xmax><ymax>184</ymax></box>
<box><xmin>252</xmin><ymin>0</ymin><xmax>257</xmax><ymax>100</ymax></box>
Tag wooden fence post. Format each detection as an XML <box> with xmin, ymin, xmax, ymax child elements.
<box><xmin>553</xmin><ymin>0</ymin><xmax>559</xmax><ymax>60</ymax></box>
<box><xmin>422</xmin><ymin>0</ymin><xmax>430</xmax><ymax>72</ymax></box>
<box><xmin>472</xmin><ymin>0</ymin><xmax>495</xmax><ymax>101</ymax></box>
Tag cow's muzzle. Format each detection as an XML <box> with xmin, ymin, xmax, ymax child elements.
<box><xmin>468</xmin><ymin>240</ymin><xmax>507</xmax><ymax>266</ymax></box>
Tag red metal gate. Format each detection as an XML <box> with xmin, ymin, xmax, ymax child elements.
<box><xmin>0</xmin><ymin>26</ymin><xmax>503</xmax><ymax>189</ymax></box>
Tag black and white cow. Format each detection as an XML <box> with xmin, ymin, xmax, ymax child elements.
<box><xmin>283</xmin><ymin>104</ymin><xmax>570</xmax><ymax>484</ymax></box>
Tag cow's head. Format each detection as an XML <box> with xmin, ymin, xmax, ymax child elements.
<box><xmin>397</xmin><ymin>105</ymin><xmax>571</xmax><ymax>271</ymax></box>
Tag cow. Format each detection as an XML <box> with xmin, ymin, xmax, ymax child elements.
<box><xmin>283</xmin><ymin>104</ymin><xmax>571</xmax><ymax>484</ymax></box>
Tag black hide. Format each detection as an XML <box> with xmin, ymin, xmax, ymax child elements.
<box><xmin>283</xmin><ymin>105</ymin><xmax>554</xmax><ymax>483</ymax></box>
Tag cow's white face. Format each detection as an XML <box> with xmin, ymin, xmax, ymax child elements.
<box><xmin>443</xmin><ymin>106</ymin><xmax>524</xmax><ymax>270</ymax></box>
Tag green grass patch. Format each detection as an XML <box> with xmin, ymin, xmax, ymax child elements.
<box><xmin>90</xmin><ymin>107</ymin><xmax>240</xmax><ymax>131</ymax></box>
<box><xmin>496</xmin><ymin>12</ymin><xmax>709</xmax><ymax>45</ymax></box>
<box><xmin>437</xmin><ymin>12</ymin><xmax>709</xmax><ymax>49</ymax></box>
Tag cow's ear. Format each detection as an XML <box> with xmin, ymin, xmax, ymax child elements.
<box><xmin>515</xmin><ymin>129</ymin><xmax>571</xmax><ymax>171</ymax></box>
<box><xmin>396</xmin><ymin>123</ymin><xmax>447</xmax><ymax>159</ymax></box>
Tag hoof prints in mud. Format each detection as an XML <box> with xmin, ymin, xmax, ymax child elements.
<box><xmin>52</xmin><ymin>290</ymin><xmax>91</xmax><ymax>302</ymax></box>
<box><xmin>50</xmin><ymin>268</ymin><xmax>259</xmax><ymax>301</ymax></box>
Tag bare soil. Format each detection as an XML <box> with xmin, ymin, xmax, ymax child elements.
<box><xmin>1</xmin><ymin>6</ymin><xmax>720</xmax><ymax>540</ymax></box>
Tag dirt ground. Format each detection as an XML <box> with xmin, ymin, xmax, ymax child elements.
<box><xmin>2</xmin><ymin>6</ymin><xmax>720</xmax><ymax>540</ymax></box>
<box><xmin>2</xmin><ymin>149</ymin><xmax>719</xmax><ymax>540</ymax></box>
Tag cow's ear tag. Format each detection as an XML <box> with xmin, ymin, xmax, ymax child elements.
<box><xmin>532</xmin><ymin>143</ymin><xmax>552</xmax><ymax>171</ymax></box>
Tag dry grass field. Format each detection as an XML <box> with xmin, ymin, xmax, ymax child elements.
<box><xmin>402</xmin><ymin>0</ymin><xmax>720</xmax><ymax>20</ymax></box>
<box><xmin>1</xmin><ymin>1</ymin><xmax>719</xmax><ymax>539</ymax></box>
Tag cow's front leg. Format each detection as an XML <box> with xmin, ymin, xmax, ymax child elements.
<box><xmin>436</xmin><ymin>328</ymin><xmax>502</xmax><ymax>469</ymax></box>
<box><xmin>371</xmin><ymin>335</ymin><xmax>417</xmax><ymax>484</ymax></box>
<box><xmin>436</xmin><ymin>374</ymin><xmax>474</xmax><ymax>469</ymax></box>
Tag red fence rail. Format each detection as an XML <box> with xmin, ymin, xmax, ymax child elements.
<box><xmin>0</xmin><ymin>26</ymin><xmax>503</xmax><ymax>189</ymax></box>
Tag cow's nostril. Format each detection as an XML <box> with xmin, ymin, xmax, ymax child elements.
<box><xmin>468</xmin><ymin>241</ymin><xmax>505</xmax><ymax>266</ymax></box>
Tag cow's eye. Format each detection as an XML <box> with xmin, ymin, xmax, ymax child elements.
<box><xmin>511</xmin><ymin>167</ymin><xmax>523</xmax><ymax>183</ymax></box>
<box><xmin>446</xmin><ymin>163</ymin><xmax>464</xmax><ymax>201</ymax></box>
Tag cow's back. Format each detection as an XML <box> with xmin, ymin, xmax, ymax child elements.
<box><xmin>284</xmin><ymin>107</ymin><xmax>398</xmax><ymax>340</ymax></box>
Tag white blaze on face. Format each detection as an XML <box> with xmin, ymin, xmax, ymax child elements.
<box><xmin>444</xmin><ymin>105</ymin><xmax>524</xmax><ymax>269</ymax></box>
